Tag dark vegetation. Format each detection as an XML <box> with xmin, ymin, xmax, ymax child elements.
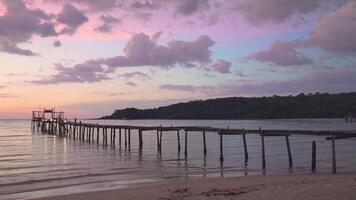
<box><xmin>102</xmin><ymin>92</ymin><xmax>356</xmax><ymax>119</ymax></box>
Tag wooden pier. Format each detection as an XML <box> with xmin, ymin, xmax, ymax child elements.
<box><xmin>31</xmin><ymin>110</ymin><xmax>356</xmax><ymax>174</ymax></box>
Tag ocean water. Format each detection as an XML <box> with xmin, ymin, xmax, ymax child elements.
<box><xmin>0</xmin><ymin>119</ymin><xmax>356</xmax><ymax>200</ymax></box>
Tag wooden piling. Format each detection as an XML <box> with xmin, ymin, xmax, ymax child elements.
<box><xmin>113</xmin><ymin>128</ymin><xmax>116</xmax><ymax>145</ymax></box>
<box><xmin>177</xmin><ymin>130</ymin><xmax>181</xmax><ymax>153</ymax></box>
<box><xmin>242</xmin><ymin>134</ymin><xmax>248</xmax><ymax>162</ymax></box>
<box><xmin>128</xmin><ymin>129</ymin><xmax>131</xmax><ymax>149</ymax></box>
<box><xmin>312</xmin><ymin>141</ymin><xmax>316</xmax><ymax>172</ymax></box>
<box><xmin>203</xmin><ymin>130</ymin><xmax>207</xmax><ymax>157</ymax></box>
<box><xmin>156</xmin><ymin>130</ymin><xmax>160</xmax><ymax>151</ymax></box>
<box><xmin>285</xmin><ymin>135</ymin><xmax>293</xmax><ymax>168</ymax></box>
<box><xmin>260</xmin><ymin>128</ymin><xmax>266</xmax><ymax>169</ymax></box>
<box><xmin>124</xmin><ymin>129</ymin><xmax>127</xmax><ymax>148</ymax></box>
<box><xmin>96</xmin><ymin>124</ymin><xmax>99</xmax><ymax>144</ymax></box>
<box><xmin>331</xmin><ymin>134</ymin><xmax>336</xmax><ymax>174</ymax></box>
<box><xmin>219</xmin><ymin>132</ymin><xmax>224</xmax><ymax>162</ymax></box>
<box><xmin>159</xmin><ymin>130</ymin><xmax>163</xmax><ymax>152</ymax></box>
<box><xmin>119</xmin><ymin>128</ymin><xmax>122</xmax><ymax>148</ymax></box>
<box><xmin>184</xmin><ymin>130</ymin><xmax>188</xmax><ymax>158</ymax></box>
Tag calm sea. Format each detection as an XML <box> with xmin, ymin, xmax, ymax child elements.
<box><xmin>0</xmin><ymin>119</ymin><xmax>356</xmax><ymax>200</ymax></box>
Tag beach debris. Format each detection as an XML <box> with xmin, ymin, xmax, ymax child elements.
<box><xmin>201</xmin><ymin>188</ymin><xmax>246</xmax><ymax>197</ymax></box>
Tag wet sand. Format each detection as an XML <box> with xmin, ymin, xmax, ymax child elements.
<box><xmin>30</xmin><ymin>174</ymin><xmax>356</xmax><ymax>200</ymax></box>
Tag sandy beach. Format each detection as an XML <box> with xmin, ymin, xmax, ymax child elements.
<box><xmin>30</xmin><ymin>174</ymin><xmax>356</xmax><ymax>200</ymax></box>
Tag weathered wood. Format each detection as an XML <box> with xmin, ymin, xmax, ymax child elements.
<box><xmin>184</xmin><ymin>130</ymin><xmax>188</xmax><ymax>158</ymax></box>
<box><xmin>156</xmin><ymin>130</ymin><xmax>160</xmax><ymax>151</ymax></box>
<box><xmin>261</xmin><ymin>129</ymin><xmax>266</xmax><ymax>169</ymax></box>
<box><xmin>177</xmin><ymin>130</ymin><xmax>181</xmax><ymax>153</ymax></box>
<box><xmin>124</xmin><ymin>129</ymin><xmax>127</xmax><ymax>148</ymax></box>
<box><xmin>219</xmin><ymin>132</ymin><xmax>224</xmax><ymax>162</ymax></box>
<box><xmin>128</xmin><ymin>129</ymin><xmax>131</xmax><ymax>149</ymax></box>
<box><xmin>243</xmin><ymin>134</ymin><xmax>248</xmax><ymax>162</ymax></box>
<box><xmin>312</xmin><ymin>141</ymin><xmax>316</xmax><ymax>172</ymax></box>
<box><xmin>285</xmin><ymin>135</ymin><xmax>293</xmax><ymax>168</ymax></box>
<box><xmin>159</xmin><ymin>130</ymin><xmax>163</xmax><ymax>152</ymax></box>
<box><xmin>331</xmin><ymin>134</ymin><xmax>336</xmax><ymax>174</ymax></box>
<box><xmin>203</xmin><ymin>130</ymin><xmax>207</xmax><ymax>157</ymax></box>
<box><xmin>119</xmin><ymin>128</ymin><xmax>122</xmax><ymax>148</ymax></box>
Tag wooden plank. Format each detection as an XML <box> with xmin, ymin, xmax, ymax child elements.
<box><xmin>331</xmin><ymin>134</ymin><xmax>336</xmax><ymax>174</ymax></box>
<box><xmin>286</xmin><ymin>135</ymin><xmax>293</xmax><ymax>168</ymax></box>
<box><xmin>312</xmin><ymin>141</ymin><xmax>316</xmax><ymax>172</ymax></box>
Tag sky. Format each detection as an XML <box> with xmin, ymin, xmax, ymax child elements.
<box><xmin>0</xmin><ymin>0</ymin><xmax>356</xmax><ymax>119</ymax></box>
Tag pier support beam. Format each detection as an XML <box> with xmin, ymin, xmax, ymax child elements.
<box><xmin>312</xmin><ymin>141</ymin><xmax>316</xmax><ymax>172</ymax></box>
<box><xmin>285</xmin><ymin>135</ymin><xmax>293</xmax><ymax>168</ymax></box>
<box><xmin>184</xmin><ymin>130</ymin><xmax>188</xmax><ymax>159</ymax></box>
<box><xmin>219</xmin><ymin>133</ymin><xmax>224</xmax><ymax>162</ymax></box>
<box><xmin>243</xmin><ymin>134</ymin><xmax>248</xmax><ymax>162</ymax></box>
<box><xmin>203</xmin><ymin>130</ymin><xmax>207</xmax><ymax>157</ymax></box>
<box><xmin>331</xmin><ymin>134</ymin><xmax>336</xmax><ymax>174</ymax></box>
<box><xmin>177</xmin><ymin>130</ymin><xmax>181</xmax><ymax>153</ymax></box>
<box><xmin>260</xmin><ymin>129</ymin><xmax>266</xmax><ymax>169</ymax></box>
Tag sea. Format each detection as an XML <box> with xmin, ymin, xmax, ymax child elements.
<box><xmin>0</xmin><ymin>119</ymin><xmax>355</xmax><ymax>200</ymax></box>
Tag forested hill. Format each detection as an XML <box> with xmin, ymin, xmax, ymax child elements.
<box><xmin>101</xmin><ymin>93</ymin><xmax>356</xmax><ymax>119</ymax></box>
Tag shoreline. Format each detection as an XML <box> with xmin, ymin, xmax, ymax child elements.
<box><xmin>29</xmin><ymin>174</ymin><xmax>356</xmax><ymax>200</ymax></box>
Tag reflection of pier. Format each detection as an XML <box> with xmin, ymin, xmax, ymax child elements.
<box><xmin>31</xmin><ymin>111</ymin><xmax>356</xmax><ymax>174</ymax></box>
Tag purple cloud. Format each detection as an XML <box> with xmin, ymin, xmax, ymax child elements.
<box><xmin>95</xmin><ymin>15</ymin><xmax>121</xmax><ymax>33</ymax></box>
<box><xmin>210</xmin><ymin>59</ymin><xmax>231</xmax><ymax>73</ymax></box>
<box><xmin>118</xmin><ymin>71</ymin><xmax>150</xmax><ymax>80</ymax></box>
<box><xmin>32</xmin><ymin>32</ymin><xmax>228</xmax><ymax>84</ymax></box>
<box><xmin>248</xmin><ymin>40</ymin><xmax>313</xmax><ymax>66</ymax></box>
<box><xmin>0</xmin><ymin>0</ymin><xmax>57</xmax><ymax>55</ymax></box>
<box><xmin>31</xmin><ymin>61</ymin><xmax>110</xmax><ymax>84</ymax></box>
<box><xmin>57</xmin><ymin>4</ymin><xmax>88</xmax><ymax>34</ymax></box>
<box><xmin>235</xmin><ymin>0</ymin><xmax>325</xmax><ymax>24</ymax></box>
<box><xmin>308</xmin><ymin>1</ymin><xmax>356</xmax><ymax>54</ymax></box>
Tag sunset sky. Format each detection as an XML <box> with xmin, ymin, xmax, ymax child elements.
<box><xmin>0</xmin><ymin>0</ymin><xmax>355</xmax><ymax>118</ymax></box>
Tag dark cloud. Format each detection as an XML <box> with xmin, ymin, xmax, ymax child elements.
<box><xmin>248</xmin><ymin>40</ymin><xmax>313</xmax><ymax>66</ymax></box>
<box><xmin>57</xmin><ymin>4</ymin><xmax>88</xmax><ymax>34</ymax></box>
<box><xmin>47</xmin><ymin>0</ymin><xmax>119</xmax><ymax>12</ymax></box>
<box><xmin>235</xmin><ymin>0</ymin><xmax>325</xmax><ymax>24</ymax></box>
<box><xmin>210</xmin><ymin>59</ymin><xmax>231</xmax><ymax>73</ymax></box>
<box><xmin>174</xmin><ymin>0</ymin><xmax>210</xmax><ymax>16</ymax></box>
<box><xmin>0</xmin><ymin>0</ymin><xmax>57</xmax><ymax>55</ymax></box>
<box><xmin>95</xmin><ymin>15</ymin><xmax>121</xmax><ymax>33</ymax></box>
<box><xmin>53</xmin><ymin>40</ymin><xmax>62</xmax><ymax>47</ymax></box>
<box><xmin>129</xmin><ymin>0</ymin><xmax>161</xmax><ymax>9</ymax></box>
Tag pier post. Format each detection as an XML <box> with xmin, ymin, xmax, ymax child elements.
<box><xmin>184</xmin><ymin>130</ymin><xmax>188</xmax><ymax>159</ymax></box>
<box><xmin>159</xmin><ymin>130</ymin><xmax>163</xmax><ymax>152</ymax></box>
<box><xmin>331</xmin><ymin>134</ymin><xmax>336</xmax><ymax>174</ymax></box>
<box><xmin>177</xmin><ymin>130</ymin><xmax>181</xmax><ymax>153</ymax></box>
<box><xmin>113</xmin><ymin>128</ymin><xmax>116</xmax><ymax>145</ymax></box>
<box><xmin>156</xmin><ymin>130</ymin><xmax>160</xmax><ymax>151</ymax></box>
<box><xmin>96</xmin><ymin>124</ymin><xmax>99</xmax><ymax>144</ymax></box>
<box><xmin>138</xmin><ymin>129</ymin><xmax>143</xmax><ymax>149</ymax></box>
<box><xmin>124</xmin><ymin>129</ymin><xmax>127</xmax><ymax>149</ymax></box>
<box><xmin>79</xmin><ymin>121</ymin><xmax>82</xmax><ymax>140</ymax></box>
<box><xmin>203</xmin><ymin>130</ymin><xmax>207</xmax><ymax>157</ymax></box>
<box><xmin>312</xmin><ymin>141</ymin><xmax>316</xmax><ymax>172</ymax></box>
<box><xmin>219</xmin><ymin>132</ymin><xmax>224</xmax><ymax>162</ymax></box>
<box><xmin>285</xmin><ymin>135</ymin><xmax>293</xmax><ymax>168</ymax></box>
<box><xmin>102</xmin><ymin>127</ymin><xmax>105</xmax><ymax>145</ymax></box>
<box><xmin>128</xmin><ymin>129</ymin><xmax>131</xmax><ymax>149</ymax></box>
<box><xmin>119</xmin><ymin>128</ymin><xmax>122</xmax><ymax>148</ymax></box>
<box><xmin>243</xmin><ymin>134</ymin><xmax>248</xmax><ymax>162</ymax></box>
<box><xmin>73</xmin><ymin>119</ymin><xmax>77</xmax><ymax>140</ymax></box>
<box><xmin>260</xmin><ymin>128</ymin><xmax>266</xmax><ymax>169</ymax></box>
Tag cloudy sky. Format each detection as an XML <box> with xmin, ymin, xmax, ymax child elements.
<box><xmin>0</xmin><ymin>0</ymin><xmax>355</xmax><ymax>118</ymax></box>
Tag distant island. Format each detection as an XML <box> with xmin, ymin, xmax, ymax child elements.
<box><xmin>101</xmin><ymin>92</ymin><xmax>356</xmax><ymax>120</ymax></box>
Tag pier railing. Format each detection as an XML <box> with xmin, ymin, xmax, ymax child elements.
<box><xmin>31</xmin><ymin>118</ymin><xmax>356</xmax><ymax>174</ymax></box>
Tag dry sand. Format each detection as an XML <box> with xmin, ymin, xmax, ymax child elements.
<box><xmin>30</xmin><ymin>174</ymin><xmax>356</xmax><ymax>200</ymax></box>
